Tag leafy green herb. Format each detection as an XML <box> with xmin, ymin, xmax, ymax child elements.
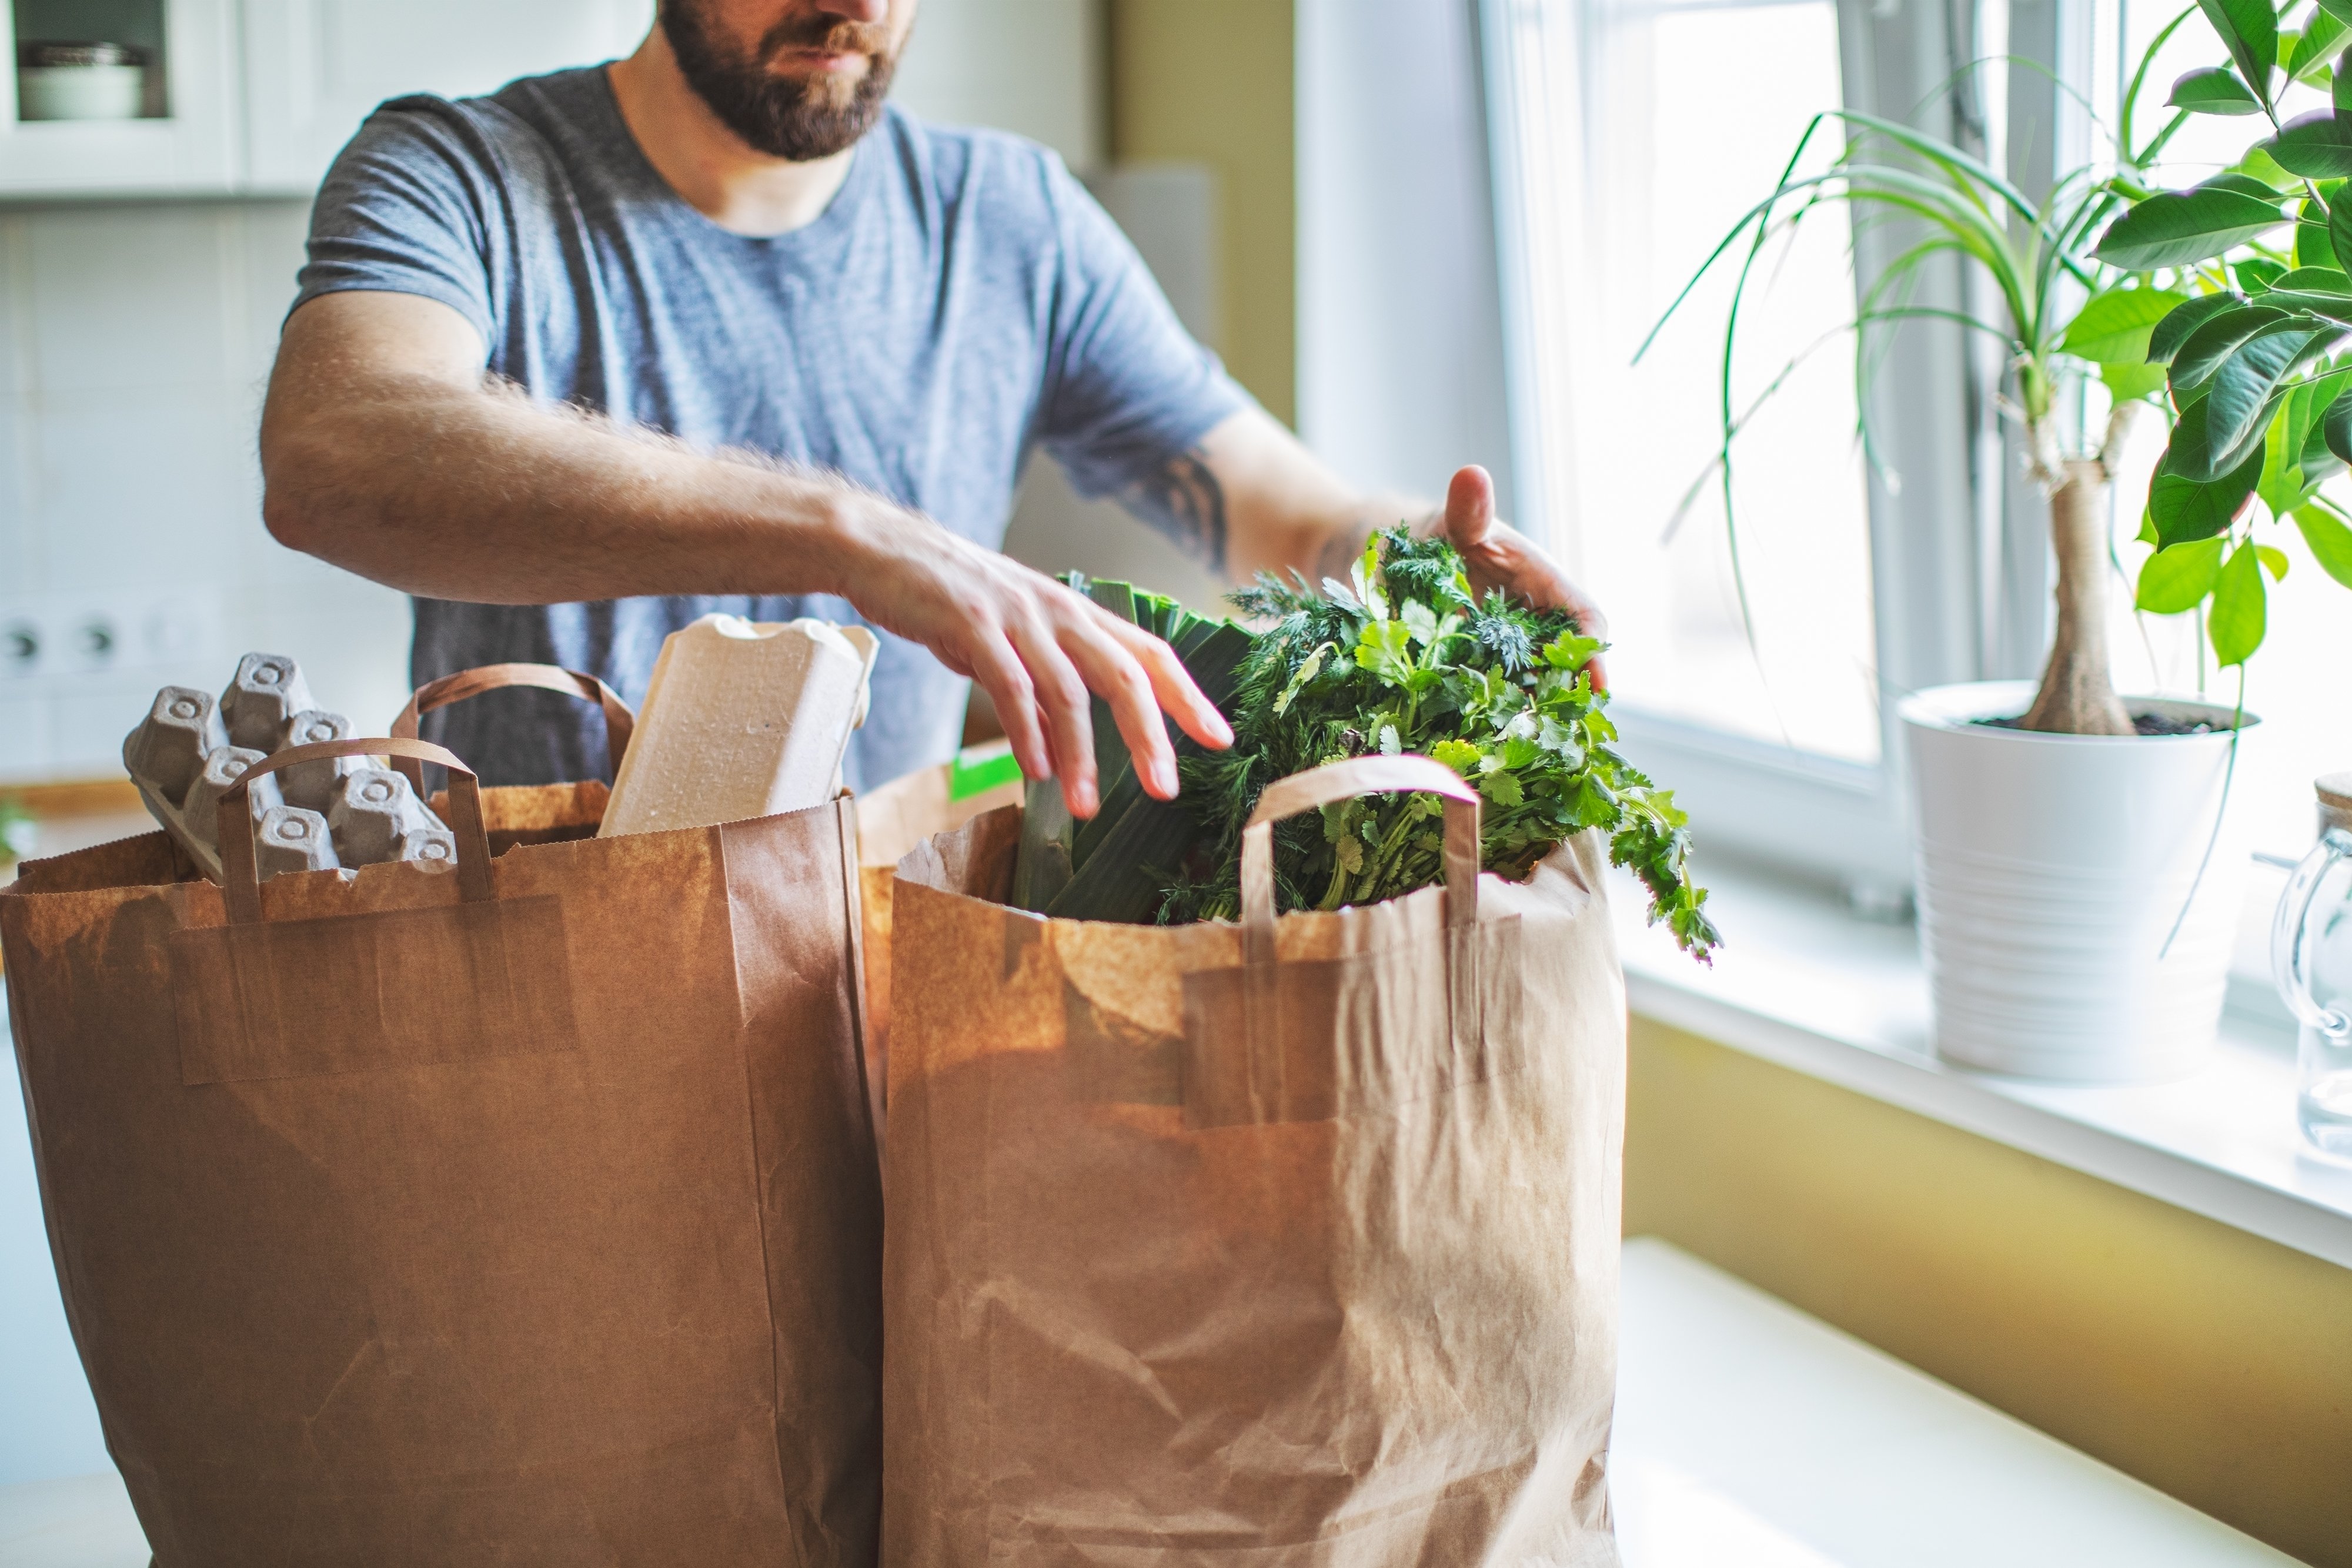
<box><xmin>1159</xmin><ymin>528</ymin><xmax>1718</xmax><ymax>959</ymax></box>
<box><xmin>1010</xmin><ymin>532</ymin><xmax>1718</xmax><ymax>961</ymax></box>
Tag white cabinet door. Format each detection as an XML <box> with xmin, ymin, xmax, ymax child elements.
<box><xmin>0</xmin><ymin>0</ymin><xmax>238</xmax><ymax>195</ymax></box>
<box><xmin>240</xmin><ymin>0</ymin><xmax>653</xmax><ymax>193</ymax></box>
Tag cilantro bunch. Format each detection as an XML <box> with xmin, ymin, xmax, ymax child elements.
<box><xmin>1158</xmin><ymin>527</ymin><xmax>1718</xmax><ymax>959</ymax></box>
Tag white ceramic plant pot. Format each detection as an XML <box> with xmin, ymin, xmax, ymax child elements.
<box><xmin>1900</xmin><ymin>681</ymin><xmax>2259</xmax><ymax>1083</ymax></box>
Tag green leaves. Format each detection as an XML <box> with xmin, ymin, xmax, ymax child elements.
<box><xmin>2170</xmin><ymin>64</ymin><xmax>2263</xmax><ymax>113</ymax></box>
<box><xmin>2198</xmin><ymin>0</ymin><xmax>2278</xmax><ymax>103</ymax></box>
<box><xmin>2289</xmin><ymin>9</ymin><xmax>2350</xmax><ymax>80</ymax></box>
<box><xmin>2236</xmin><ymin>256</ymin><xmax>2287</xmax><ymax>293</ymax></box>
<box><xmin>2265</xmin><ymin>109</ymin><xmax>2352</xmax><ymax>177</ymax></box>
<box><xmin>2170</xmin><ymin>305</ymin><xmax>2291</xmax><ymax>393</ymax></box>
<box><xmin>2150</xmin><ymin>404</ymin><xmax>2266</xmax><ymax>543</ymax></box>
<box><xmin>2149</xmin><ymin>293</ymin><xmax>2249</xmax><ymax>363</ymax></box>
<box><xmin>2323</xmin><ymin>379</ymin><xmax>2352</xmax><ymax>462</ymax></box>
<box><xmin>2059</xmin><ymin>287</ymin><xmax>2189</xmax><ymax>362</ymax></box>
<box><xmin>2209</xmin><ymin>539</ymin><xmax>2268</xmax><ymax>666</ymax></box>
<box><xmin>1430</xmin><ymin>737</ymin><xmax>1479</xmax><ymax>776</ymax></box>
<box><xmin>1352</xmin><ymin>616</ymin><xmax>1416</xmax><ymax>685</ymax></box>
<box><xmin>2273</xmin><ymin>265</ymin><xmax>2352</xmax><ymax>293</ymax></box>
<box><xmin>2137</xmin><ymin>537</ymin><xmax>2228</xmax><ymax>611</ymax></box>
<box><xmin>1541</xmin><ymin>628</ymin><xmax>1606</xmax><ymax>672</ymax></box>
<box><xmin>2093</xmin><ymin>174</ymin><xmax>2285</xmax><ymax>269</ymax></box>
<box><xmin>2297</xmin><ymin>503</ymin><xmax>2352</xmax><ymax>584</ymax></box>
<box><xmin>1157</xmin><ymin>528</ymin><xmax>1715</xmax><ymax>958</ymax></box>
<box><xmin>2256</xmin><ymin>369</ymin><xmax>2352</xmax><ymax>512</ymax></box>
<box><xmin>2206</xmin><ymin>325</ymin><xmax>2326</xmax><ymax>462</ymax></box>
<box><xmin>2298</xmin><ymin>195</ymin><xmax>2339</xmax><ymax>266</ymax></box>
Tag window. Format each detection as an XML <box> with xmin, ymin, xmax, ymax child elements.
<box><xmin>1485</xmin><ymin>0</ymin><xmax>2347</xmax><ymax>900</ymax></box>
<box><xmin>1504</xmin><ymin>0</ymin><xmax>1880</xmax><ymax>768</ymax></box>
<box><xmin>1485</xmin><ymin>0</ymin><xmax>1954</xmax><ymax>887</ymax></box>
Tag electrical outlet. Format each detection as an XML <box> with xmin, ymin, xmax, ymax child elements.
<box><xmin>1</xmin><ymin>611</ymin><xmax>41</xmax><ymax>680</ymax></box>
<box><xmin>55</xmin><ymin>609</ymin><xmax>121</xmax><ymax>676</ymax></box>
<box><xmin>0</xmin><ymin>590</ymin><xmax>225</xmax><ymax>690</ymax></box>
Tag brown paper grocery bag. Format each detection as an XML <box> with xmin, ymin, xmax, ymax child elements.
<box><xmin>881</xmin><ymin>755</ymin><xmax>1626</xmax><ymax>1566</ymax></box>
<box><xmin>1</xmin><ymin>668</ymin><xmax>883</xmax><ymax>1567</ymax></box>
<box><xmin>851</xmin><ymin>750</ymin><xmax>1025</xmax><ymax>1146</ymax></box>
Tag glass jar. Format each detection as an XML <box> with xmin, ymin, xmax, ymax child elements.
<box><xmin>2275</xmin><ymin>774</ymin><xmax>2352</xmax><ymax>1161</ymax></box>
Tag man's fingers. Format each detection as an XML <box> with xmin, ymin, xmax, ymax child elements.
<box><xmin>1062</xmin><ymin>619</ymin><xmax>1178</xmax><ymax>801</ymax></box>
<box><xmin>1111</xmin><ymin>620</ymin><xmax>1232</xmax><ymax>753</ymax></box>
<box><xmin>1444</xmin><ymin>465</ymin><xmax>1497</xmax><ymax>554</ymax></box>
<box><xmin>1010</xmin><ymin>615</ymin><xmax>1100</xmax><ymax>818</ymax></box>
<box><xmin>970</xmin><ymin>635</ymin><xmax>1052</xmax><ymax>784</ymax></box>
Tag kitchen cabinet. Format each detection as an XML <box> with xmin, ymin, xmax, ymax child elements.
<box><xmin>0</xmin><ymin>0</ymin><xmax>238</xmax><ymax>194</ymax></box>
<box><xmin>239</xmin><ymin>0</ymin><xmax>650</xmax><ymax>193</ymax></box>
<box><xmin>0</xmin><ymin>0</ymin><xmax>649</xmax><ymax>199</ymax></box>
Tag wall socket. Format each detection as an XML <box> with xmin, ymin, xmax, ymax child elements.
<box><xmin>0</xmin><ymin>590</ymin><xmax>224</xmax><ymax>688</ymax></box>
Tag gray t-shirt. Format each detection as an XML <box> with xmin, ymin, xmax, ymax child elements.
<box><xmin>294</xmin><ymin>67</ymin><xmax>1247</xmax><ymax>791</ymax></box>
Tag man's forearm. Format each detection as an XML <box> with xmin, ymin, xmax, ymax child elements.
<box><xmin>1307</xmin><ymin>495</ymin><xmax>1441</xmax><ymax>583</ymax></box>
<box><xmin>262</xmin><ymin>372</ymin><xmax>877</xmax><ymax>606</ymax></box>
<box><xmin>1117</xmin><ymin>407</ymin><xmax>1432</xmax><ymax>591</ymax></box>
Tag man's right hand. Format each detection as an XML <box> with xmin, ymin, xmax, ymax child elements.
<box><xmin>821</xmin><ymin>502</ymin><xmax>1232</xmax><ymax>818</ymax></box>
<box><xmin>262</xmin><ymin>290</ymin><xmax>1229</xmax><ymax>822</ymax></box>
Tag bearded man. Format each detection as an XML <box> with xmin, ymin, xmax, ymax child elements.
<box><xmin>260</xmin><ymin>0</ymin><xmax>1605</xmax><ymax>814</ymax></box>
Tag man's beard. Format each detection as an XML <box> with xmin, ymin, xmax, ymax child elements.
<box><xmin>662</xmin><ymin>2</ymin><xmax>898</xmax><ymax>161</ymax></box>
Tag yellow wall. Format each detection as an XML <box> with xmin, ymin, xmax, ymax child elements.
<box><xmin>1105</xmin><ymin>0</ymin><xmax>1295</xmax><ymax>426</ymax></box>
<box><xmin>1628</xmin><ymin>1018</ymin><xmax>2352</xmax><ymax>1568</ymax></box>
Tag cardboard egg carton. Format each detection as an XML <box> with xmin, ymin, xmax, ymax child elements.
<box><xmin>122</xmin><ymin>653</ymin><xmax>452</xmax><ymax>885</ymax></box>
<box><xmin>599</xmin><ymin>614</ymin><xmax>878</xmax><ymax>838</ymax></box>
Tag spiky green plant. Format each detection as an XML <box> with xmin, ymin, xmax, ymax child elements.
<box><xmin>1640</xmin><ymin>8</ymin><xmax>2318</xmax><ymax>735</ymax></box>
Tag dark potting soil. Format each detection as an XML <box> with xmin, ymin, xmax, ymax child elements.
<box><xmin>1974</xmin><ymin>713</ymin><xmax>2221</xmax><ymax>737</ymax></box>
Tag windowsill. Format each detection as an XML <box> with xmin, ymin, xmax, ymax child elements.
<box><xmin>1612</xmin><ymin>858</ymin><xmax>2352</xmax><ymax>1273</ymax></box>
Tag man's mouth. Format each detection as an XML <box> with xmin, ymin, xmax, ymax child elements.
<box><xmin>776</xmin><ymin>47</ymin><xmax>868</xmax><ymax>74</ymax></box>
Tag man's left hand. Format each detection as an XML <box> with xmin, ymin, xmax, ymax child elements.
<box><xmin>1425</xmin><ymin>464</ymin><xmax>1609</xmax><ymax>692</ymax></box>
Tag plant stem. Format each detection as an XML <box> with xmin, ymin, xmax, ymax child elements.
<box><xmin>2020</xmin><ymin>455</ymin><xmax>2135</xmax><ymax>735</ymax></box>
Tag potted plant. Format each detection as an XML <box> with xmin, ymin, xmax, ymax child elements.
<box><xmin>1656</xmin><ymin>3</ymin><xmax>2352</xmax><ymax>1080</ymax></box>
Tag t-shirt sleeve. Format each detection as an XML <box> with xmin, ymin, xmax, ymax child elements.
<box><xmin>1033</xmin><ymin>158</ymin><xmax>1253</xmax><ymax>501</ymax></box>
<box><xmin>291</xmin><ymin>95</ymin><xmax>505</xmax><ymax>347</ymax></box>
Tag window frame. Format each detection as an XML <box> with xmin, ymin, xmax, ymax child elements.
<box><xmin>1476</xmin><ymin>0</ymin><xmax>2092</xmax><ymax>892</ymax></box>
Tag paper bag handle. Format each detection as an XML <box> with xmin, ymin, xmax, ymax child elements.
<box><xmin>1240</xmin><ymin>754</ymin><xmax>1482</xmax><ymax>967</ymax></box>
<box><xmin>389</xmin><ymin>663</ymin><xmax>634</xmax><ymax>796</ymax></box>
<box><xmin>219</xmin><ymin>737</ymin><xmax>492</xmax><ymax>924</ymax></box>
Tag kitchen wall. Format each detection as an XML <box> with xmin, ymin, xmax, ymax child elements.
<box><xmin>0</xmin><ymin>0</ymin><xmax>1116</xmax><ymax>791</ymax></box>
<box><xmin>1108</xmin><ymin>0</ymin><xmax>1295</xmax><ymax>430</ymax></box>
<box><xmin>0</xmin><ymin>197</ymin><xmax>411</xmax><ymax>784</ymax></box>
